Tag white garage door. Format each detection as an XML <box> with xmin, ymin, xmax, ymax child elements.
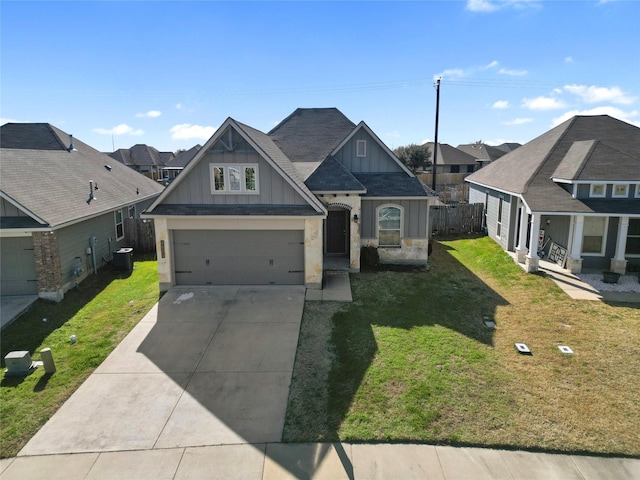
<box><xmin>0</xmin><ymin>236</ymin><xmax>38</xmax><ymax>295</ymax></box>
<box><xmin>173</xmin><ymin>230</ymin><xmax>304</xmax><ymax>285</ymax></box>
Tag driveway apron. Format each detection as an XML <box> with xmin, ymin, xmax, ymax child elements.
<box><xmin>19</xmin><ymin>286</ymin><xmax>306</xmax><ymax>456</ymax></box>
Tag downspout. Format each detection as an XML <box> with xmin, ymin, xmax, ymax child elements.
<box><xmin>91</xmin><ymin>236</ymin><xmax>97</xmax><ymax>275</ymax></box>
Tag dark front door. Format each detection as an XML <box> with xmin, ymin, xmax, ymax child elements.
<box><xmin>327</xmin><ymin>210</ymin><xmax>348</xmax><ymax>255</ymax></box>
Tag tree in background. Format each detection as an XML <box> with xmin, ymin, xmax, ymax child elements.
<box><xmin>393</xmin><ymin>143</ymin><xmax>432</xmax><ymax>173</ymax></box>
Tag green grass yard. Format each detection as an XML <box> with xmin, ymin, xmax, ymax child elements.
<box><xmin>284</xmin><ymin>236</ymin><xmax>640</xmax><ymax>456</ymax></box>
<box><xmin>0</xmin><ymin>259</ymin><xmax>159</xmax><ymax>458</ymax></box>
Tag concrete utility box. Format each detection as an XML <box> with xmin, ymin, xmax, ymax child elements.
<box><xmin>113</xmin><ymin>247</ymin><xmax>134</xmax><ymax>271</ymax></box>
<box><xmin>4</xmin><ymin>351</ymin><xmax>36</xmax><ymax>377</ymax></box>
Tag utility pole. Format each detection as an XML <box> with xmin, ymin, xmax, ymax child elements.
<box><xmin>432</xmin><ymin>77</ymin><xmax>441</xmax><ymax>191</ymax></box>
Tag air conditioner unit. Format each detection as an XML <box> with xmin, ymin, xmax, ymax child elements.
<box><xmin>4</xmin><ymin>351</ymin><xmax>37</xmax><ymax>377</ymax></box>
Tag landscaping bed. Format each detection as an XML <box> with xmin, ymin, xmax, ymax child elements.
<box><xmin>284</xmin><ymin>236</ymin><xmax>640</xmax><ymax>456</ymax></box>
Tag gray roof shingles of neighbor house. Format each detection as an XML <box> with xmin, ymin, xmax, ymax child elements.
<box><xmin>465</xmin><ymin>115</ymin><xmax>640</xmax><ymax>214</ymax></box>
<box><xmin>0</xmin><ymin>123</ymin><xmax>165</xmax><ymax>229</ymax></box>
<box><xmin>424</xmin><ymin>142</ymin><xmax>478</xmax><ymax>167</ymax></box>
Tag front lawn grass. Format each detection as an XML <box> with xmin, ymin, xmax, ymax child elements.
<box><xmin>0</xmin><ymin>258</ymin><xmax>159</xmax><ymax>458</ymax></box>
<box><xmin>284</xmin><ymin>236</ymin><xmax>640</xmax><ymax>456</ymax></box>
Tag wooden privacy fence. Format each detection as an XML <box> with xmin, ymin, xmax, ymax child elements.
<box><xmin>124</xmin><ymin>218</ymin><xmax>156</xmax><ymax>253</ymax></box>
<box><xmin>430</xmin><ymin>203</ymin><xmax>484</xmax><ymax>236</ymax></box>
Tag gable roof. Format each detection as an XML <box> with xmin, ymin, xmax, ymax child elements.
<box><xmin>1</xmin><ymin>123</ymin><xmax>164</xmax><ymax>229</ymax></box>
<box><xmin>268</xmin><ymin>108</ymin><xmax>356</xmax><ymax>163</ymax></box>
<box><xmin>165</xmin><ymin>145</ymin><xmax>201</xmax><ymax>169</ymax></box>
<box><xmin>425</xmin><ymin>143</ymin><xmax>478</xmax><ymax>166</ymax></box>
<box><xmin>146</xmin><ymin>118</ymin><xmax>326</xmax><ymax>215</ymax></box>
<box><xmin>456</xmin><ymin>143</ymin><xmax>506</xmax><ymax>162</ymax></box>
<box><xmin>466</xmin><ymin>115</ymin><xmax>640</xmax><ymax>213</ymax></box>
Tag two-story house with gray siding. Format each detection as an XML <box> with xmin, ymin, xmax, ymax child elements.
<box><xmin>0</xmin><ymin>123</ymin><xmax>164</xmax><ymax>302</ymax></box>
<box><xmin>466</xmin><ymin>115</ymin><xmax>640</xmax><ymax>275</ymax></box>
<box><xmin>143</xmin><ymin>108</ymin><xmax>436</xmax><ymax>292</ymax></box>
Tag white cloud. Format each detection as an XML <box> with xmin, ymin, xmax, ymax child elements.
<box><xmin>1</xmin><ymin>117</ymin><xmax>23</xmax><ymax>125</ymax></box>
<box><xmin>482</xmin><ymin>60</ymin><xmax>499</xmax><ymax>70</ymax></box>
<box><xmin>522</xmin><ymin>96</ymin><xmax>567</xmax><ymax>110</ymax></box>
<box><xmin>564</xmin><ymin>56</ymin><xmax>574</xmax><ymax>64</ymax></box>
<box><xmin>433</xmin><ymin>69</ymin><xmax>464</xmax><ymax>81</ymax></box>
<box><xmin>135</xmin><ymin>110</ymin><xmax>162</xmax><ymax>118</ymax></box>
<box><xmin>498</xmin><ymin>67</ymin><xmax>528</xmax><ymax>76</ymax></box>
<box><xmin>492</xmin><ymin>100</ymin><xmax>510</xmax><ymax>109</ymax></box>
<box><xmin>466</xmin><ymin>0</ymin><xmax>541</xmax><ymax>12</ymax></box>
<box><xmin>466</xmin><ymin>0</ymin><xmax>498</xmax><ymax>11</ymax></box>
<box><xmin>94</xmin><ymin>124</ymin><xmax>143</xmax><ymax>136</ymax></box>
<box><xmin>563</xmin><ymin>84</ymin><xmax>636</xmax><ymax>105</ymax></box>
<box><xmin>552</xmin><ymin>106</ymin><xmax>639</xmax><ymax>127</ymax></box>
<box><xmin>170</xmin><ymin>123</ymin><xmax>216</xmax><ymax>140</ymax></box>
<box><xmin>175</xmin><ymin>103</ymin><xmax>183</xmax><ymax>110</ymax></box>
<box><xmin>502</xmin><ymin>117</ymin><xmax>533</xmax><ymax>125</ymax></box>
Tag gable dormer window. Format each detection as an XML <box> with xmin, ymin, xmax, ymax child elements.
<box><xmin>210</xmin><ymin>164</ymin><xmax>259</xmax><ymax>194</ymax></box>
<box><xmin>612</xmin><ymin>184</ymin><xmax>628</xmax><ymax>198</ymax></box>
<box><xmin>589</xmin><ymin>184</ymin><xmax>606</xmax><ymax>198</ymax></box>
<box><xmin>356</xmin><ymin>140</ymin><xmax>367</xmax><ymax>157</ymax></box>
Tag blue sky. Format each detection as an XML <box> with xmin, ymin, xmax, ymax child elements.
<box><xmin>2</xmin><ymin>0</ymin><xmax>639</xmax><ymax>153</ymax></box>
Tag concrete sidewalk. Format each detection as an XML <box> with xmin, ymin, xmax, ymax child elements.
<box><xmin>2</xmin><ymin>443</ymin><xmax>638</xmax><ymax>479</ymax></box>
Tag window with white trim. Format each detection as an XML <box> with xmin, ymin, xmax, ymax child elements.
<box><xmin>612</xmin><ymin>184</ymin><xmax>628</xmax><ymax>198</ymax></box>
<box><xmin>582</xmin><ymin>216</ymin><xmax>607</xmax><ymax>255</ymax></box>
<box><xmin>210</xmin><ymin>164</ymin><xmax>259</xmax><ymax>194</ymax></box>
<box><xmin>115</xmin><ymin>210</ymin><xmax>124</xmax><ymax>240</ymax></box>
<box><xmin>589</xmin><ymin>184</ymin><xmax>606</xmax><ymax>198</ymax></box>
<box><xmin>356</xmin><ymin>140</ymin><xmax>367</xmax><ymax>157</ymax></box>
<box><xmin>128</xmin><ymin>205</ymin><xmax>136</xmax><ymax>218</ymax></box>
<box><xmin>635</xmin><ymin>185</ymin><xmax>640</xmax><ymax>198</ymax></box>
<box><xmin>626</xmin><ymin>219</ymin><xmax>640</xmax><ymax>256</ymax></box>
<box><xmin>378</xmin><ymin>205</ymin><xmax>402</xmax><ymax>247</ymax></box>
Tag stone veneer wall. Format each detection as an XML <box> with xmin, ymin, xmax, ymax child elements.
<box><xmin>32</xmin><ymin>231</ymin><xmax>64</xmax><ymax>301</ymax></box>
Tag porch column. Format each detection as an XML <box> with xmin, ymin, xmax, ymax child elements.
<box><xmin>567</xmin><ymin>215</ymin><xmax>584</xmax><ymax>274</ymax></box>
<box><xmin>154</xmin><ymin>218</ymin><xmax>174</xmax><ymax>293</ymax></box>
<box><xmin>304</xmin><ymin>217</ymin><xmax>323</xmax><ymax>289</ymax></box>
<box><xmin>525</xmin><ymin>213</ymin><xmax>541</xmax><ymax>273</ymax></box>
<box><xmin>611</xmin><ymin>216</ymin><xmax>629</xmax><ymax>274</ymax></box>
<box><xmin>515</xmin><ymin>201</ymin><xmax>529</xmax><ymax>264</ymax></box>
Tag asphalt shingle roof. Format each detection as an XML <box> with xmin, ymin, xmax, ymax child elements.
<box><xmin>466</xmin><ymin>115</ymin><xmax>640</xmax><ymax>213</ymax></box>
<box><xmin>268</xmin><ymin>108</ymin><xmax>355</xmax><ymax>163</ymax></box>
<box><xmin>425</xmin><ymin>143</ymin><xmax>478</xmax><ymax>166</ymax></box>
<box><xmin>305</xmin><ymin>156</ymin><xmax>366</xmax><ymax>192</ymax></box>
<box><xmin>1</xmin><ymin>123</ymin><xmax>164</xmax><ymax>228</ymax></box>
<box><xmin>354</xmin><ymin>173</ymin><xmax>428</xmax><ymax>197</ymax></box>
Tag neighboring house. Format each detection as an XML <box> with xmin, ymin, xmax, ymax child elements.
<box><xmin>143</xmin><ymin>108</ymin><xmax>435</xmax><ymax>292</ymax></box>
<box><xmin>425</xmin><ymin>143</ymin><xmax>478</xmax><ymax>174</ymax></box>
<box><xmin>0</xmin><ymin>123</ymin><xmax>164</xmax><ymax>301</ymax></box>
<box><xmin>161</xmin><ymin>145</ymin><xmax>201</xmax><ymax>183</ymax></box>
<box><xmin>495</xmin><ymin>142</ymin><xmax>522</xmax><ymax>154</ymax></box>
<box><xmin>109</xmin><ymin>144</ymin><xmax>175</xmax><ymax>181</ymax></box>
<box><xmin>466</xmin><ymin>115</ymin><xmax>640</xmax><ymax>274</ymax></box>
<box><xmin>456</xmin><ymin>143</ymin><xmax>509</xmax><ymax>168</ymax></box>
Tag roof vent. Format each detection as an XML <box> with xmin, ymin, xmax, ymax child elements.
<box><xmin>68</xmin><ymin>134</ymin><xmax>77</xmax><ymax>152</ymax></box>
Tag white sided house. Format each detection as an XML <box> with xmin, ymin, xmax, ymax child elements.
<box><xmin>143</xmin><ymin>108</ymin><xmax>436</xmax><ymax>292</ymax></box>
<box><xmin>466</xmin><ymin>115</ymin><xmax>640</xmax><ymax>274</ymax></box>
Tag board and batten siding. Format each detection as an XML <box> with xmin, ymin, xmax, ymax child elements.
<box><xmin>360</xmin><ymin>199</ymin><xmax>429</xmax><ymax>239</ymax></box>
<box><xmin>333</xmin><ymin>130</ymin><xmax>404</xmax><ymax>174</ymax></box>
<box><xmin>163</xmin><ymin>150</ymin><xmax>308</xmax><ymax>207</ymax></box>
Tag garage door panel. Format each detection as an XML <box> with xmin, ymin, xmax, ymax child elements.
<box><xmin>173</xmin><ymin>230</ymin><xmax>304</xmax><ymax>285</ymax></box>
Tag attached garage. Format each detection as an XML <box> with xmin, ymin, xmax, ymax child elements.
<box><xmin>0</xmin><ymin>236</ymin><xmax>37</xmax><ymax>295</ymax></box>
<box><xmin>172</xmin><ymin>230</ymin><xmax>305</xmax><ymax>285</ymax></box>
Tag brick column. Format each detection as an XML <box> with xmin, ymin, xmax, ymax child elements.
<box><xmin>32</xmin><ymin>231</ymin><xmax>64</xmax><ymax>301</ymax></box>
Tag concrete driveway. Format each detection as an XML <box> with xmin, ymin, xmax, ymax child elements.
<box><xmin>19</xmin><ymin>286</ymin><xmax>305</xmax><ymax>456</ymax></box>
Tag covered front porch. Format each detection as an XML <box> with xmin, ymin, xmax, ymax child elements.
<box><xmin>512</xmin><ymin>202</ymin><xmax>636</xmax><ymax>275</ymax></box>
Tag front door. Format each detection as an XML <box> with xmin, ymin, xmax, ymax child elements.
<box><xmin>326</xmin><ymin>210</ymin><xmax>348</xmax><ymax>255</ymax></box>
